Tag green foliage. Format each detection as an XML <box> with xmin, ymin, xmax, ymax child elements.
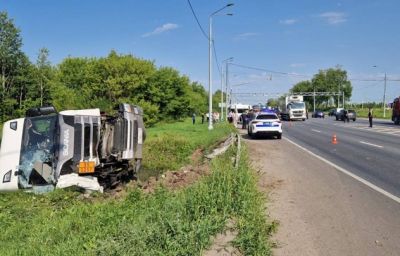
<box><xmin>142</xmin><ymin>119</ymin><xmax>234</xmax><ymax>172</ymax></box>
<box><xmin>352</xmin><ymin>107</ymin><xmax>391</xmax><ymax>119</ymax></box>
<box><xmin>48</xmin><ymin>52</ymin><xmax>208</xmax><ymax>126</ymax></box>
<box><xmin>267</xmin><ymin>98</ymin><xmax>279</xmax><ymax>107</ymax></box>
<box><xmin>0</xmin><ymin>121</ymin><xmax>272</xmax><ymax>256</ymax></box>
<box><xmin>290</xmin><ymin>67</ymin><xmax>353</xmax><ymax>108</ymax></box>
<box><xmin>0</xmin><ymin>12</ymin><xmax>209</xmax><ymax>126</ymax></box>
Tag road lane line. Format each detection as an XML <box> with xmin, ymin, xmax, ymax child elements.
<box><xmin>284</xmin><ymin>137</ymin><xmax>400</xmax><ymax>204</ymax></box>
<box><xmin>359</xmin><ymin>141</ymin><xmax>383</xmax><ymax>148</ymax></box>
<box><xmin>311</xmin><ymin>129</ymin><xmax>321</xmax><ymax>133</ymax></box>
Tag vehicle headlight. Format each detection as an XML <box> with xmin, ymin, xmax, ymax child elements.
<box><xmin>3</xmin><ymin>170</ymin><xmax>11</xmax><ymax>183</ymax></box>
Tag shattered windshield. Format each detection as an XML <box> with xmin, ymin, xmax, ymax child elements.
<box><xmin>19</xmin><ymin>115</ymin><xmax>58</xmax><ymax>188</ymax></box>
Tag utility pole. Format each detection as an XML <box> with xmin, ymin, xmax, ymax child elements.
<box><xmin>208</xmin><ymin>17</ymin><xmax>213</xmax><ymax>130</ymax></box>
<box><xmin>225</xmin><ymin>61</ymin><xmax>230</xmax><ymax>118</ymax></box>
<box><xmin>313</xmin><ymin>85</ymin><xmax>316</xmax><ymax>113</ymax></box>
<box><xmin>337</xmin><ymin>82</ymin><xmax>340</xmax><ymax>108</ymax></box>
<box><xmin>207</xmin><ymin>3</ymin><xmax>234</xmax><ymax>130</ymax></box>
<box><xmin>222</xmin><ymin>57</ymin><xmax>233</xmax><ymax>122</ymax></box>
<box><xmin>383</xmin><ymin>72</ymin><xmax>387</xmax><ymax>118</ymax></box>
<box><xmin>220</xmin><ymin>68</ymin><xmax>224</xmax><ymax>121</ymax></box>
<box><xmin>342</xmin><ymin>91</ymin><xmax>345</xmax><ymax>109</ymax></box>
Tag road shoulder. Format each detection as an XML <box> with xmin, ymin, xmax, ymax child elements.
<box><xmin>243</xmin><ymin>132</ymin><xmax>400</xmax><ymax>256</ymax></box>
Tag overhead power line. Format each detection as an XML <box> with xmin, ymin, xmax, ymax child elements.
<box><xmin>230</xmin><ymin>63</ymin><xmax>312</xmax><ymax>78</ymax></box>
<box><xmin>186</xmin><ymin>0</ymin><xmax>222</xmax><ymax>77</ymax></box>
<box><xmin>186</xmin><ymin>0</ymin><xmax>208</xmax><ymax>40</ymax></box>
<box><xmin>230</xmin><ymin>63</ymin><xmax>400</xmax><ymax>82</ymax></box>
<box><xmin>212</xmin><ymin>41</ymin><xmax>222</xmax><ymax>76</ymax></box>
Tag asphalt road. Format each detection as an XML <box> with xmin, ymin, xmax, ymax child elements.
<box><xmin>243</xmin><ymin>128</ymin><xmax>400</xmax><ymax>255</ymax></box>
<box><xmin>282</xmin><ymin>116</ymin><xmax>400</xmax><ymax>198</ymax></box>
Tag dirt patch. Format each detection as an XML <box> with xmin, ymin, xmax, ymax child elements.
<box><xmin>203</xmin><ymin>219</ymin><xmax>241</xmax><ymax>256</ymax></box>
<box><xmin>191</xmin><ymin>148</ymin><xmax>204</xmax><ymax>164</ymax></box>
<box><xmin>140</xmin><ymin>164</ymin><xmax>210</xmax><ymax>193</ymax></box>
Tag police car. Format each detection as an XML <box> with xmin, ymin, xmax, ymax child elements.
<box><xmin>247</xmin><ymin>110</ymin><xmax>282</xmax><ymax>139</ymax></box>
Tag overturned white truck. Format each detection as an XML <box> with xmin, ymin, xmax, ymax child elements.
<box><xmin>0</xmin><ymin>103</ymin><xmax>145</xmax><ymax>193</ymax></box>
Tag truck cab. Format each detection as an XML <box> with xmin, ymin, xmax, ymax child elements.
<box><xmin>0</xmin><ymin>104</ymin><xmax>145</xmax><ymax>192</ymax></box>
<box><xmin>280</xmin><ymin>95</ymin><xmax>307</xmax><ymax>121</ymax></box>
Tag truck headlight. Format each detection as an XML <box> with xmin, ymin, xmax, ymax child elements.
<box><xmin>3</xmin><ymin>170</ymin><xmax>11</xmax><ymax>183</ymax></box>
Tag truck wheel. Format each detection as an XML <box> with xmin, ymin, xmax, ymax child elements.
<box><xmin>277</xmin><ymin>134</ymin><xmax>282</xmax><ymax>139</ymax></box>
<box><xmin>302</xmin><ymin>119</ymin><xmax>305</xmax><ymax>121</ymax></box>
<box><xmin>353</xmin><ymin>118</ymin><xmax>356</xmax><ymax>122</ymax></box>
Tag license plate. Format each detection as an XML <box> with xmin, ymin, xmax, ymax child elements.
<box><xmin>263</xmin><ymin>122</ymin><xmax>271</xmax><ymax>126</ymax></box>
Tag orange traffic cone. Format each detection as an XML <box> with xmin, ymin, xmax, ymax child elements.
<box><xmin>331</xmin><ymin>133</ymin><xmax>338</xmax><ymax>144</ymax></box>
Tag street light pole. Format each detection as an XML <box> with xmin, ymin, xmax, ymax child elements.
<box><xmin>383</xmin><ymin>72</ymin><xmax>387</xmax><ymax>118</ymax></box>
<box><xmin>225</xmin><ymin>61</ymin><xmax>229</xmax><ymax>120</ymax></box>
<box><xmin>372</xmin><ymin>66</ymin><xmax>387</xmax><ymax>118</ymax></box>
<box><xmin>208</xmin><ymin>3</ymin><xmax>234</xmax><ymax>130</ymax></box>
<box><xmin>222</xmin><ymin>57</ymin><xmax>233</xmax><ymax>122</ymax></box>
<box><xmin>208</xmin><ymin>16</ymin><xmax>213</xmax><ymax>130</ymax></box>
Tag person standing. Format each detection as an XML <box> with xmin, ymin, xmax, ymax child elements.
<box><xmin>242</xmin><ymin>111</ymin><xmax>248</xmax><ymax>129</ymax></box>
<box><xmin>192</xmin><ymin>113</ymin><xmax>196</xmax><ymax>125</ymax></box>
<box><xmin>201</xmin><ymin>113</ymin><xmax>205</xmax><ymax>124</ymax></box>
<box><xmin>368</xmin><ymin>108</ymin><xmax>373</xmax><ymax>127</ymax></box>
<box><xmin>228</xmin><ymin>111</ymin><xmax>233</xmax><ymax>123</ymax></box>
<box><xmin>342</xmin><ymin>109</ymin><xmax>349</xmax><ymax>123</ymax></box>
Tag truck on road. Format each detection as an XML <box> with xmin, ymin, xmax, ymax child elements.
<box><xmin>279</xmin><ymin>95</ymin><xmax>307</xmax><ymax>121</ymax></box>
<box><xmin>0</xmin><ymin>103</ymin><xmax>145</xmax><ymax>192</ymax></box>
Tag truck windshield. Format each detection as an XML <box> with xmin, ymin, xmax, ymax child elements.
<box><xmin>19</xmin><ymin>115</ymin><xmax>58</xmax><ymax>188</ymax></box>
<box><xmin>289</xmin><ymin>102</ymin><xmax>305</xmax><ymax>109</ymax></box>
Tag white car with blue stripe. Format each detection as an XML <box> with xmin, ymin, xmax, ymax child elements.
<box><xmin>248</xmin><ymin>111</ymin><xmax>282</xmax><ymax>139</ymax></box>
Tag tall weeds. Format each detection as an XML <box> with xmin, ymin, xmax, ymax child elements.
<box><xmin>0</xmin><ymin>120</ymin><xmax>272</xmax><ymax>255</ymax></box>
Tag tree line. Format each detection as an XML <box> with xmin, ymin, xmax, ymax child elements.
<box><xmin>290</xmin><ymin>67</ymin><xmax>353</xmax><ymax>108</ymax></box>
<box><xmin>0</xmin><ymin>11</ymin><xmax>210</xmax><ymax>127</ymax></box>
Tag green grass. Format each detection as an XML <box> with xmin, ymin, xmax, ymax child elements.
<box><xmin>0</xmin><ymin>120</ymin><xmax>273</xmax><ymax>255</ymax></box>
<box><xmin>142</xmin><ymin>119</ymin><xmax>235</xmax><ymax>174</ymax></box>
<box><xmin>352</xmin><ymin>107</ymin><xmax>392</xmax><ymax>119</ymax></box>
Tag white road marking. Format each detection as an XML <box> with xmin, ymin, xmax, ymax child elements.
<box><xmin>311</xmin><ymin>129</ymin><xmax>321</xmax><ymax>133</ymax></box>
<box><xmin>284</xmin><ymin>137</ymin><xmax>400</xmax><ymax>204</ymax></box>
<box><xmin>359</xmin><ymin>141</ymin><xmax>383</xmax><ymax>148</ymax></box>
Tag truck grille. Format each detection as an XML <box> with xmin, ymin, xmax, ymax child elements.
<box><xmin>293</xmin><ymin>110</ymin><xmax>303</xmax><ymax>117</ymax></box>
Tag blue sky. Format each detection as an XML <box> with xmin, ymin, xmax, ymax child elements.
<box><xmin>2</xmin><ymin>0</ymin><xmax>400</xmax><ymax>104</ymax></box>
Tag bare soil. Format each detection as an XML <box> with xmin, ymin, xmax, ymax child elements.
<box><xmin>140</xmin><ymin>163</ymin><xmax>210</xmax><ymax>193</ymax></box>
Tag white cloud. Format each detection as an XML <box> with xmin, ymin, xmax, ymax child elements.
<box><xmin>142</xmin><ymin>23</ymin><xmax>179</xmax><ymax>37</ymax></box>
<box><xmin>279</xmin><ymin>19</ymin><xmax>298</xmax><ymax>25</ymax></box>
<box><xmin>290</xmin><ymin>63</ymin><xmax>306</xmax><ymax>68</ymax></box>
<box><xmin>319</xmin><ymin>12</ymin><xmax>347</xmax><ymax>24</ymax></box>
<box><xmin>234</xmin><ymin>32</ymin><xmax>261</xmax><ymax>40</ymax></box>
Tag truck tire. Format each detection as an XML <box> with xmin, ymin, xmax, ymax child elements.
<box><xmin>277</xmin><ymin>134</ymin><xmax>282</xmax><ymax>139</ymax></box>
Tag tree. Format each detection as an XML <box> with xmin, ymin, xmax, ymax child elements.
<box><xmin>36</xmin><ymin>48</ymin><xmax>52</xmax><ymax>106</ymax></box>
<box><xmin>290</xmin><ymin>67</ymin><xmax>352</xmax><ymax>108</ymax></box>
<box><xmin>267</xmin><ymin>98</ymin><xmax>279</xmax><ymax>107</ymax></box>
<box><xmin>0</xmin><ymin>11</ymin><xmax>25</xmax><ymax>121</ymax></box>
